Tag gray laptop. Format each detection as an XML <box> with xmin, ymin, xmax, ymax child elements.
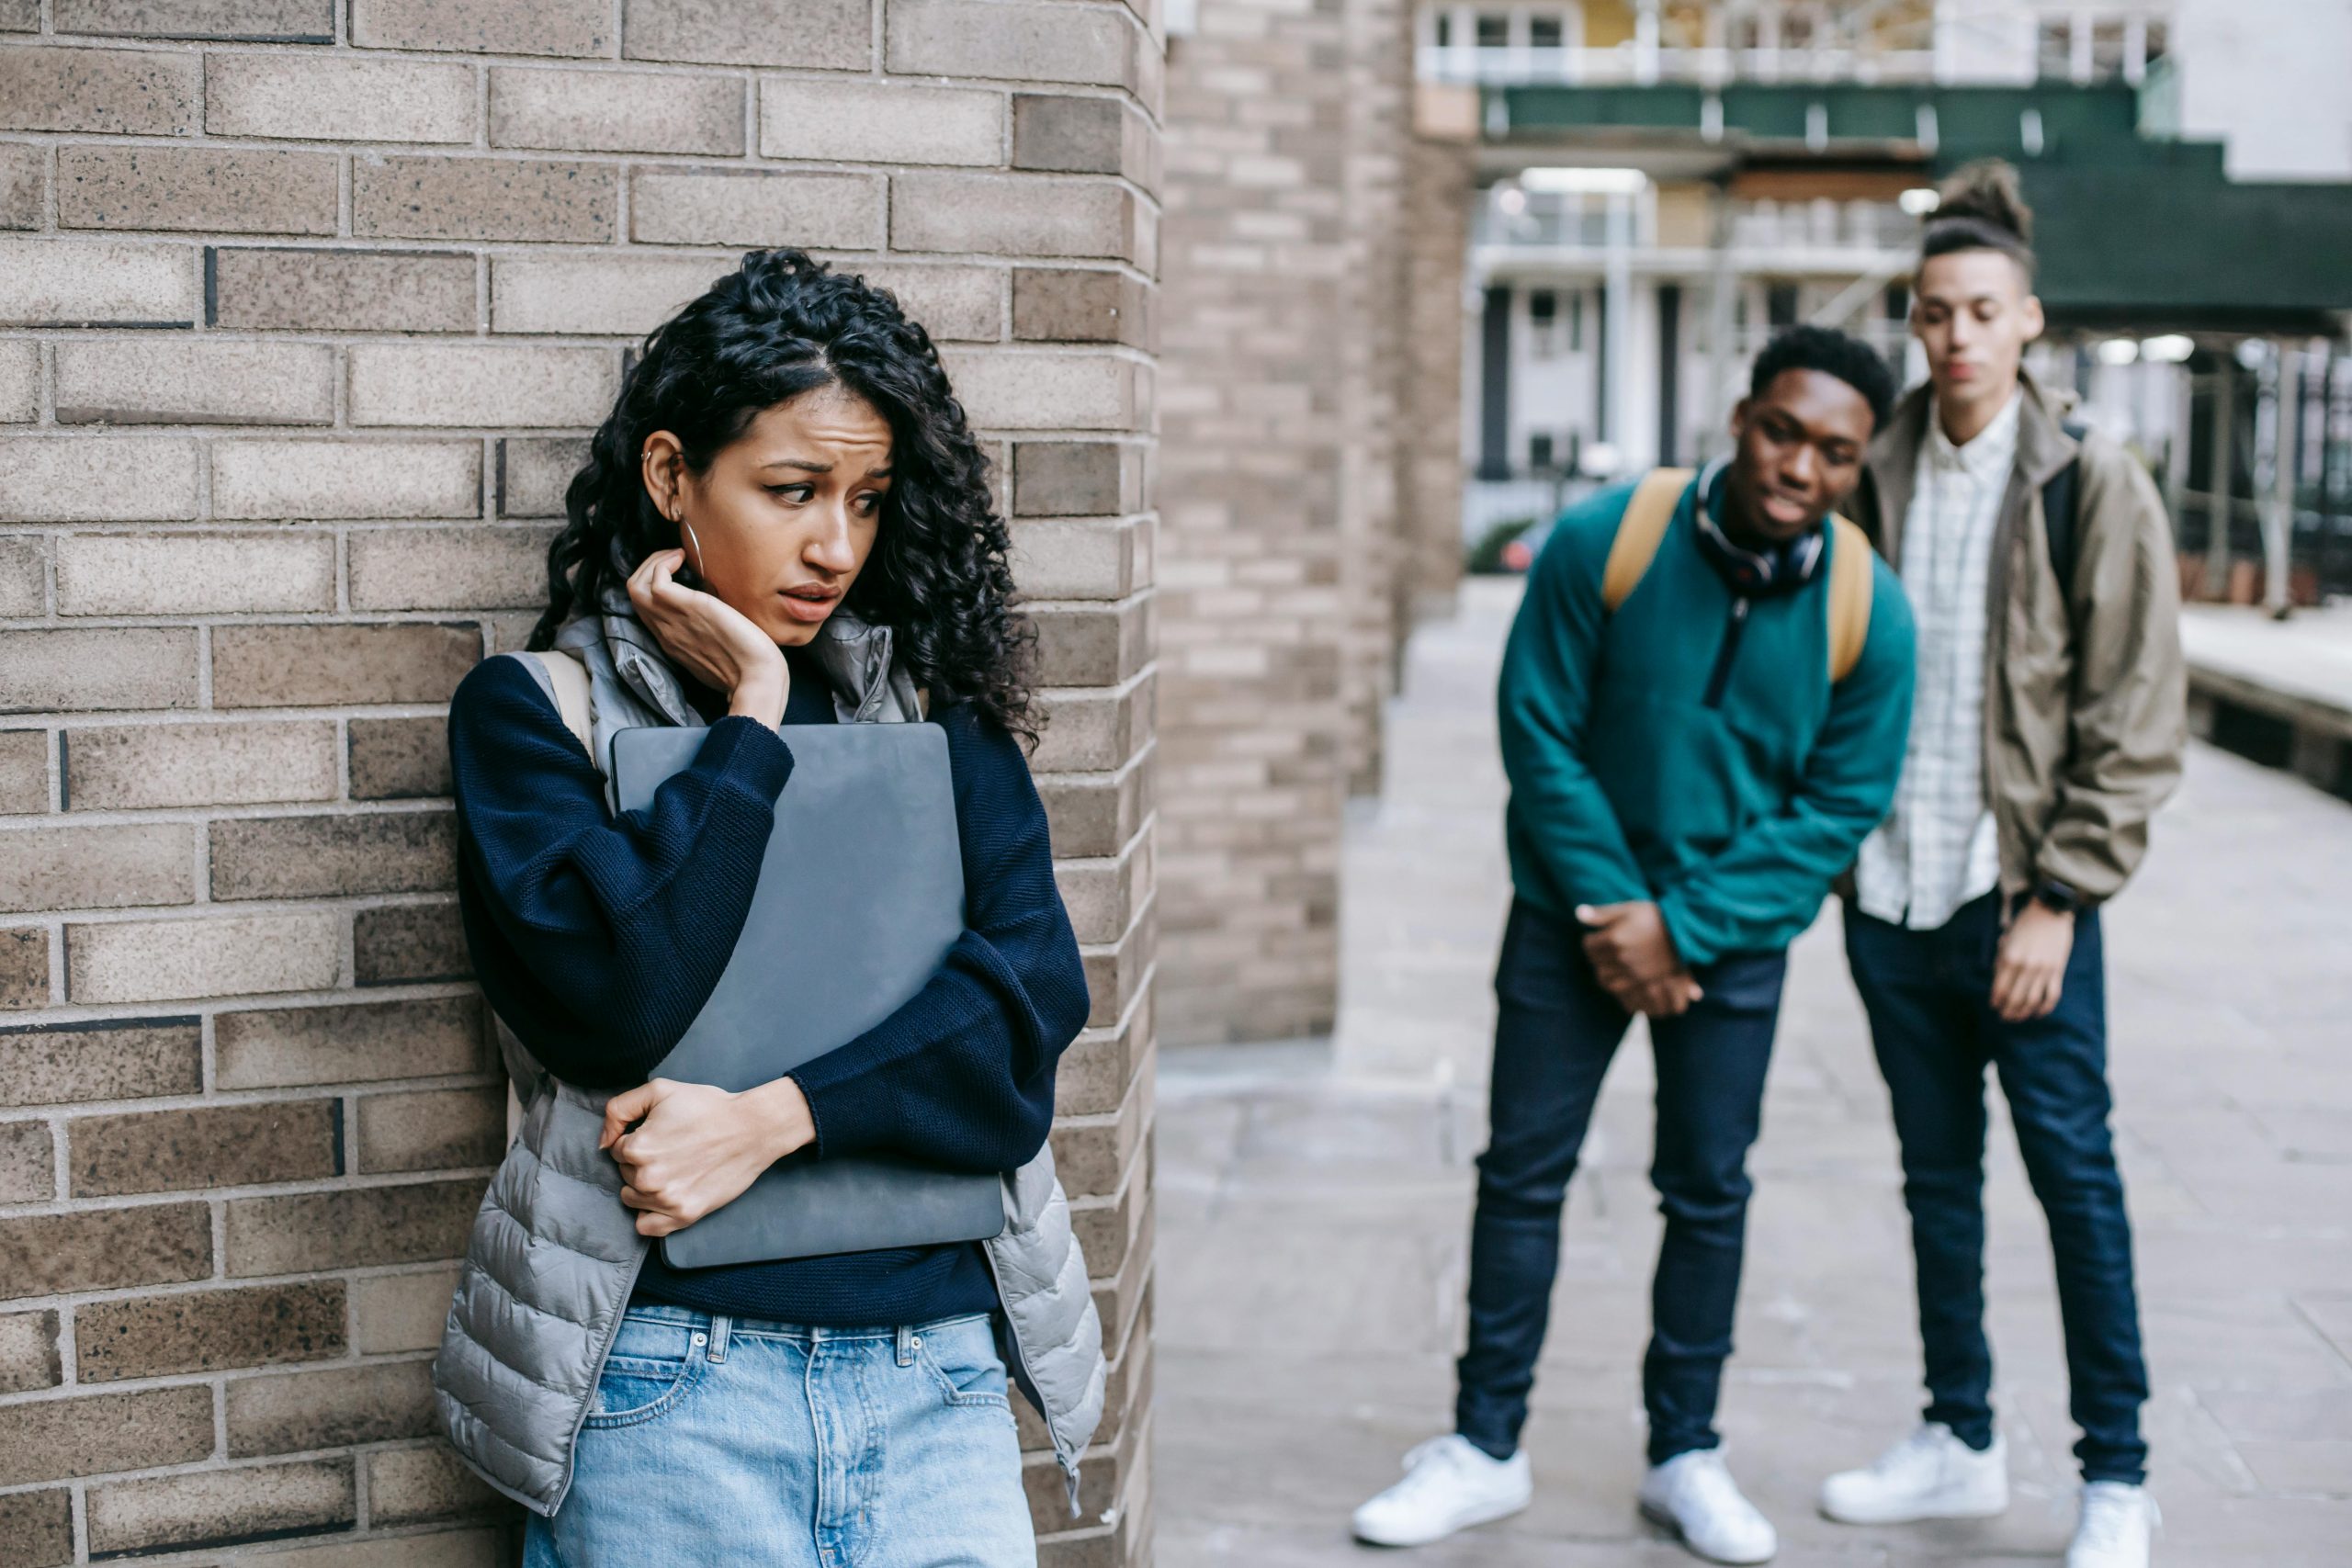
<box><xmin>611</xmin><ymin>722</ymin><xmax>1006</xmax><ymax>1269</ymax></box>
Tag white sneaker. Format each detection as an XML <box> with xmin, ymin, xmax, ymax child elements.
<box><xmin>1637</xmin><ymin>1450</ymin><xmax>1777</xmax><ymax>1564</ymax></box>
<box><xmin>1351</xmin><ymin>1434</ymin><xmax>1532</xmax><ymax>1547</ymax></box>
<box><xmin>1818</xmin><ymin>1423</ymin><xmax>2009</xmax><ymax>1524</ymax></box>
<box><xmin>2067</xmin><ymin>1481</ymin><xmax>2156</xmax><ymax>1568</ymax></box>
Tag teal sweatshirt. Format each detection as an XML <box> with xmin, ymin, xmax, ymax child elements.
<box><xmin>1498</xmin><ymin>472</ymin><xmax>1917</xmax><ymax>965</ymax></box>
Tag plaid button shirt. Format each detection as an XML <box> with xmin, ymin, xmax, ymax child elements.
<box><xmin>1855</xmin><ymin>391</ymin><xmax>2021</xmax><ymax>930</ymax></box>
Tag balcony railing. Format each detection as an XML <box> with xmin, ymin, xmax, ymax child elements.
<box><xmin>1474</xmin><ymin>200</ymin><xmax>1917</xmax><ymax>255</ymax></box>
<box><xmin>1418</xmin><ymin>43</ymin><xmax>1942</xmax><ymax>88</ymax></box>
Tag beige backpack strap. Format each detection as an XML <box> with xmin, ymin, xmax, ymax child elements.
<box><xmin>1601</xmin><ymin>468</ymin><xmax>1695</xmax><ymax>611</ymax></box>
<box><xmin>520</xmin><ymin>649</ymin><xmax>593</xmax><ymax>756</ymax></box>
<box><xmin>1825</xmin><ymin>515</ymin><xmax>1875</xmax><ymax>683</ymax></box>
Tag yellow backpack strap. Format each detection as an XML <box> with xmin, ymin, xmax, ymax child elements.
<box><xmin>519</xmin><ymin>649</ymin><xmax>593</xmax><ymax>757</ymax></box>
<box><xmin>1601</xmin><ymin>468</ymin><xmax>1694</xmax><ymax>612</ymax></box>
<box><xmin>1825</xmin><ymin>515</ymin><xmax>1875</xmax><ymax>683</ymax></box>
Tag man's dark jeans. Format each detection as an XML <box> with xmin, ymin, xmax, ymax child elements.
<box><xmin>1455</xmin><ymin>899</ymin><xmax>1786</xmax><ymax>1466</ymax></box>
<box><xmin>1844</xmin><ymin>890</ymin><xmax>2150</xmax><ymax>1485</ymax></box>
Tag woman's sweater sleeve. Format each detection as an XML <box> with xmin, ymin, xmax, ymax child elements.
<box><xmin>447</xmin><ymin>655</ymin><xmax>795</xmax><ymax>1087</ymax></box>
<box><xmin>786</xmin><ymin>705</ymin><xmax>1092</xmax><ymax>1176</ymax></box>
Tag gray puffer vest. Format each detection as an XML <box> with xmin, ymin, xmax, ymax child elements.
<box><xmin>430</xmin><ymin>592</ymin><xmax>1105</xmax><ymax>1518</ymax></box>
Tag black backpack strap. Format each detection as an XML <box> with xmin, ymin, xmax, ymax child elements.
<box><xmin>2041</xmin><ymin>418</ymin><xmax>2089</xmax><ymax>594</ymax></box>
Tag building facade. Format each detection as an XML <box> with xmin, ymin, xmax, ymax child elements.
<box><xmin>0</xmin><ymin>4</ymin><xmax>1158</xmax><ymax>1562</ymax></box>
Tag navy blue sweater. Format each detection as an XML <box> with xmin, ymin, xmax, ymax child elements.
<box><xmin>447</xmin><ymin>647</ymin><xmax>1091</xmax><ymax>1325</ymax></box>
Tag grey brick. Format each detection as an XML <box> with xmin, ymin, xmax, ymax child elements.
<box><xmin>212</xmin><ymin>438</ymin><xmax>483</xmax><ymax>521</ymax></box>
<box><xmin>54</xmin><ymin>0</ymin><xmax>334</xmax><ymax>39</ymax></box>
<box><xmin>1014</xmin><ymin>93</ymin><xmax>1152</xmax><ymax>180</ymax></box>
<box><xmin>355</xmin><ymin>1085</ymin><xmax>503</xmax><ymax>1172</ymax></box>
<box><xmin>628</xmin><ymin>166</ymin><xmax>881</xmax><ymax>249</ymax></box>
<box><xmin>0</xmin><ymin>1119</ymin><xmax>51</xmax><ymax>1202</ymax></box>
<box><xmin>892</xmin><ymin>171</ymin><xmax>1132</xmax><ymax>259</ymax></box>
<box><xmin>759</xmin><ymin>78</ymin><xmax>1003</xmax><ymax>167</ymax></box>
<box><xmin>69</xmin><ymin>1100</ymin><xmax>339</xmax><ymax>1196</ymax></box>
<box><xmin>56</xmin><ymin>531</ymin><xmax>335</xmax><ymax>616</ymax></box>
<box><xmin>0</xmin><ymin>1491</ymin><xmax>71</xmax><ymax>1568</ymax></box>
<box><xmin>0</xmin><ymin>237</ymin><xmax>200</xmax><ymax>327</ymax></box>
<box><xmin>848</xmin><ymin>263</ymin><xmax>1005</xmax><ymax>342</ymax></box>
<box><xmin>888</xmin><ymin>0</ymin><xmax>1140</xmax><ymax>88</ymax></box>
<box><xmin>211</xmin><ymin>246</ymin><xmax>478</xmax><ymax>333</ymax></box>
<box><xmin>0</xmin><ymin>1202</ymin><xmax>211</xmax><ymax>1302</ymax></box>
<box><xmin>207</xmin><ymin>53</ymin><xmax>475</xmax><ymax>143</ymax></box>
<box><xmin>209</xmin><ymin>810</ymin><xmax>458</xmax><ymax>900</ymax></box>
<box><xmin>228</xmin><ymin>1359</ymin><xmax>435</xmax><ymax>1456</ymax></box>
<box><xmin>55</xmin><ymin>337</ymin><xmax>334</xmax><ymax>425</ymax></box>
<box><xmin>0</xmin><ymin>927</ymin><xmax>48</xmax><ymax>1010</ymax></box>
<box><xmin>352</xmin><ymin>902</ymin><xmax>470</xmax><ymax>985</ymax></box>
<box><xmin>350</xmin><ymin>716</ymin><xmax>453</xmax><ymax>800</ymax></box>
<box><xmin>1014</xmin><ymin>440</ymin><xmax>1125</xmax><ymax>515</ymax></box>
<box><xmin>491</xmin><ymin>66</ymin><xmax>744</xmax><ymax>154</ymax></box>
<box><xmin>225</xmin><ymin>1179</ymin><xmax>481</xmax><ymax>1274</ymax></box>
<box><xmin>0</xmin><ymin>143</ymin><xmax>42</xmax><ymax>230</ymax></box>
<box><xmin>0</xmin><ymin>1309</ymin><xmax>62</xmax><ymax>1394</ymax></box>
<box><xmin>0</xmin><ymin>627</ymin><xmax>199</xmax><ymax>714</ymax></box>
<box><xmin>0</xmin><ymin>534</ymin><xmax>42</xmax><ymax>613</ymax></box>
<box><xmin>0</xmin><ymin>1017</ymin><xmax>204</xmax><ymax>1108</ymax></box>
<box><xmin>60</xmin><ymin>144</ymin><xmax>339</xmax><ymax>236</ymax></box>
<box><xmin>353</xmin><ymin>1267</ymin><xmax>458</xmax><ymax>1353</ymax></box>
<box><xmin>214</xmin><ymin>622</ymin><xmax>482</xmax><ymax>708</ymax></box>
<box><xmin>65</xmin><ymin>720</ymin><xmax>338</xmax><ymax>810</ymax></box>
<box><xmin>0</xmin><ymin>46</ymin><xmax>200</xmax><ymax>135</ymax></box>
<box><xmin>215</xmin><ymin>993</ymin><xmax>481</xmax><ymax>1089</ymax></box>
<box><xmin>0</xmin><ymin>730</ymin><xmax>47</xmax><ymax>813</ymax></box>
<box><xmin>490</xmin><ymin>252</ymin><xmax>735</xmax><ymax>335</ymax></box>
<box><xmin>1014</xmin><ymin>265</ymin><xmax>1150</xmax><ymax>345</ymax></box>
<box><xmin>349</xmin><ymin>343</ymin><xmax>619</xmax><ymax>427</ymax></box>
<box><xmin>498</xmin><ymin>436</ymin><xmax>588</xmax><ymax>516</ymax></box>
<box><xmin>938</xmin><ymin>345</ymin><xmax>1140</xmax><ymax>430</ymax></box>
<box><xmin>366</xmin><ymin>1442</ymin><xmax>503</xmax><ymax>1526</ymax></box>
<box><xmin>76</xmin><ymin>1280</ymin><xmax>346</xmax><ymax>1382</ymax></box>
<box><xmin>352</xmin><ymin>0</ymin><xmax>609</xmax><ymax>54</ymax></box>
<box><xmin>624</xmin><ymin>0</ymin><xmax>868</xmax><ymax>70</ymax></box>
<box><xmin>67</xmin><ymin>911</ymin><xmax>342</xmax><ymax>1003</ymax></box>
<box><xmin>0</xmin><ymin>1384</ymin><xmax>214</xmax><ymax>1487</ymax></box>
<box><xmin>347</xmin><ymin>525</ymin><xmax>560</xmax><ymax>611</ymax></box>
<box><xmin>0</xmin><ymin>822</ymin><xmax>195</xmax><ymax>914</ymax></box>
<box><xmin>0</xmin><ymin>435</ymin><xmax>200</xmax><ymax>522</ymax></box>
<box><xmin>355</xmin><ymin>154</ymin><xmax>618</xmax><ymax>243</ymax></box>
<box><xmin>86</xmin><ymin>1458</ymin><xmax>356</xmax><ymax>1556</ymax></box>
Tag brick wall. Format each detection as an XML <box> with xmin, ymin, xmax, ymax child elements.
<box><xmin>1150</xmin><ymin>0</ymin><xmax>1419</xmax><ymax>1046</ymax></box>
<box><xmin>0</xmin><ymin>5</ymin><xmax>1159</xmax><ymax>1563</ymax></box>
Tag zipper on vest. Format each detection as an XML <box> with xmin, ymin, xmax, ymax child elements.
<box><xmin>1702</xmin><ymin>597</ymin><xmax>1751</xmax><ymax>709</ymax></box>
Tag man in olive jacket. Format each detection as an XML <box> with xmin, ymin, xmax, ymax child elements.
<box><xmin>1817</xmin><ymin>163</ymin><xmax>2186</xmax><ymax>1568</ymax></box>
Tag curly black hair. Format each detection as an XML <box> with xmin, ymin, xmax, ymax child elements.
<box><xmin>1749</xmin><ymin>323</ymin><xmax>1898</xmax><ymax>433</ymax></box>
<box><xmin>528</xmin><ymin>248</ymin><xmax>1035</xmax><ymax>739</ymax></box>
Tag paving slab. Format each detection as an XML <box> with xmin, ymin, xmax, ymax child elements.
<box><xmin>1157</xmin><ymin>579</ymin><xmax>2352</xmax><ymax>1565</ymax></box>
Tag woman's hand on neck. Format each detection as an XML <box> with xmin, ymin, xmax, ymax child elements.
<box><xmin>626</xmin><ymin>547</ymin><xmax>791</xmax><ymax>727</ymax></box>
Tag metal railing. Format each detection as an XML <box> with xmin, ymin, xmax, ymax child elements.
<box><xmin>1418</xmin><ymin>43</ymin><xmax>1941</xmax><ymax>88</ymax></box>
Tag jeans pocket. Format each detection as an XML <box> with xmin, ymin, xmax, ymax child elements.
<box><xmin>582</xmin><ymin>1312</ymin><xmax>708</xmax><ymax>1429</ymax></box>
<box><xmin>915</xmin><ymin>1315</ymin><xmax>1011</xmax><ymax>1410</ymax></box>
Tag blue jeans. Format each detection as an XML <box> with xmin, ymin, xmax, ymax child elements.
<box><xmin>1456</xmin><ymin>899</ymin><xmax>1786</xmax><ymax>1466</ymax></box>
<box><xmin>525</xmin><ymin>1305</ymin><xmax>1035</xmax><ymax>1568</ymax></box>
<box><xmin>1845</xmin><ymin>891</ymin><xmax>2150</xmax><ymax>1485</ymax></box>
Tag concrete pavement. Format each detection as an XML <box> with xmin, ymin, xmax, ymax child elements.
<box><xmin>1154</xmin><ymin>578</ymin><xmax>2352</xmax><ymax>1566</ymax></box>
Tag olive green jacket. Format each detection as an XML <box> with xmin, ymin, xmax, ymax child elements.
<box><xmin>1849</xmin><ymin>374</ymin><xmax>2187</xmax><ymax>906</ymax></box>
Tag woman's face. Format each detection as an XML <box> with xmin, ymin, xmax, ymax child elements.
<box><xmin>641</xmin><ymin>383</ymin><xmax>894</xmax><ymax>649</ymax></box>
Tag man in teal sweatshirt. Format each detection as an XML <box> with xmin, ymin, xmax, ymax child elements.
<box><xmin>1354</xmin><ymin>327</ymin><xmax>1916</xmax><ymax>1565</ymax></box>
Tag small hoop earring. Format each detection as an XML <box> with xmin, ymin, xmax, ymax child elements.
<box><xmin>679</xmin><ymin>518</ymin><xmax>705</xmax><ymax>575</ymax></box>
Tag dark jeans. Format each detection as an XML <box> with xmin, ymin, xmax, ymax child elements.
<box><xmin>1844</xmin><ymin>890</ymin><xmax>2150</xmax><ymax>1485</ymax></box>
<box><xmin>1455</xmin><ymin>899</ymin><xmax>1787</xmax><ymax>1466</ymax></box>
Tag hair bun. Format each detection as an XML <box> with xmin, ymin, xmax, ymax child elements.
<box><xmin>1931</xmin><ymin>160</ymin><xmax>2032</xmax><ymax>244</ymax></box>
